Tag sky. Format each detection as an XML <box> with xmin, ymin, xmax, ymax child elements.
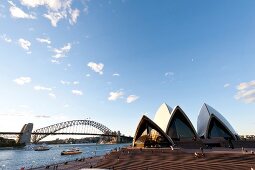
<box><xmin>0</xmin><ymin>0</ymin><xmax>255</xmax><ymax>138</ymax></box>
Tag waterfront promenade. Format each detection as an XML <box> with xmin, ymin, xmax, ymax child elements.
<box><xmin>32</xmin><ymin>147</ymin><xmax>255</xmax><ymax>170</ymax></box>
<box><xmin>33</xmin><ymin>156</ymin><xmax>104</xmax><ymax>170</ymax></box>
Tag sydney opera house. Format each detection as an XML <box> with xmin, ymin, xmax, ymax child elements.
<box><xmin>133</xmin><ymin>103</ymin><xmax>242</xmax><ymax>148</ymax></box>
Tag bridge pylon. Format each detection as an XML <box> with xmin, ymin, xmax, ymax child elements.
<box><xmin>17</xmin><ymin>123</ymin><xmax>33</xmax><ymax>145</ymax></box>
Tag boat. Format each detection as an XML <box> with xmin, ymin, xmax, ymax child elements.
<box><xmin>61</xmin><ymin>147</ymin><xmax>82</xmax><ymax>155</ymax></box>
<box><xmin>34</xmin><ymin>145</ymin><xmax>50</xmax><ymax>151</ymax></box>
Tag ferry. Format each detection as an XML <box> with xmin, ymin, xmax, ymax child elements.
<box><xmin>61</xmin><ymin>147</ymin><xmax>82</xmax><ymax>155</ymax></box>
<box><xmin>34</xmin><ymin>145</ymin><xmax>50</xmax><ymax>151</ymax></box>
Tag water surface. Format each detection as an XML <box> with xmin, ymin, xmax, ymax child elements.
<box><xmin>0</xmin><ymin>143</ymin><xmax>129</xmax><ymax>170</ymax></box>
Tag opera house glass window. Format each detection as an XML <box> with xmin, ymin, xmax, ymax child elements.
<box><xmin>168</xmin><ymin>110</ymin><xmax>195</xmax><ymax>140</ymax></box>
<box><xmin>134</xmin><ymin>116</ymin><xmax>172</xmax><ymax>148</ymax></box>
<box><xmin>208</xmin><ymin>117</ymin><xmax>234</xmax><ymax>140</ymax></box>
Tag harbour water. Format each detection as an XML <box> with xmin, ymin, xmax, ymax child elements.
<box><xmin>0</xmin><ymin>143</ymin><xmax>130</xmax><ymax>170</ymax></box>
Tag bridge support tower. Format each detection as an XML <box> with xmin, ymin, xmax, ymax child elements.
<box><xmin>17</xmin><ymin>123</ymin><xmax>33</xmax><ymax>145</ymax></box>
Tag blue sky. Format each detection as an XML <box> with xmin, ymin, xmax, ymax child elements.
<box><xmin>0</xmin><ymin>0</ymin><xmax>255</xmax><ymax>137</ymax></box>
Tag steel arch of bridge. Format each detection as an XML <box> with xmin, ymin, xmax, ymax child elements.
<box><xmin>32</xmin><ymin>120</ymin><xmax>112</xmax><ymax>143</ymax></box>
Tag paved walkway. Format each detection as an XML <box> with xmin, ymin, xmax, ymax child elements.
<box><xmin>32</xmin><ymin>156</ymin><xmax>104</xmax><ymax>170</ymax></box>
<box><xmin>32</xmin><ymin>147</ymin><xmax>255</xmax><ymax>170</ymax></box>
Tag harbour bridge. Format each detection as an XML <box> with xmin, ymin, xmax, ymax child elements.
<box><xmin>0</xmin><ymin>119</ymin><xmax>132</xmax><ymax>144</ymax></box>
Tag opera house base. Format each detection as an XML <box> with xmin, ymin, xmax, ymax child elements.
<box><xmin>94</xmin><ymin>146</ymin><xmax>255</xmax><ymax>170</ymax></box>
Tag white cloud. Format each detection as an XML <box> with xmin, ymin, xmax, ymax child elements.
<box><xmin>34</xmin><ymin>85</ymin><xmax>52</xmax><ymax>91</ymax></box>
<box><xmin>224</xmin><ymin>83</ymin><xmax>230</xmax><ymax>88</ymax></box>
<box><xmin>48</xmin><ymin>92</ymin><xmax>56</xmax><ymax>98</ymax></box>
<box><xmin>235</xmin><ymin>80</ymin><xmax>255</xmax><ymax>103</ymax></box>
<box><xmin>85</xmin><ymin>74</ymin><xmax>91</xmax><ymax>77</ymax></box>
<box><xmin>13</xmin><ymin>77</ymin><xmax>31</xmax><ymax>85</ymax></box>
<box><xmin>43</xmin><ymin>12</ymin><xmax>63</xmax><ymax>27</ymax></box>
<box><xmin>51</xmin><ymin>59</ymin><xmax>60</xmax><ymax>64</ymax></box>
<box><xmin>36</xmin><ymin>37</ymin><xmax>51</xmax><ymax>44</ymax></box>
<box><xmin>113</xmin><ymin>73</ymin><xmax>120</xmax><ymax>76</ymax></box>
<box><xmin>18</xmin><ymin>38</ymin><xmax>31</xmax><ymax>51</ymax></box>
<box><xmin>164</xmin><ymin>72</ymin><xmax>174</xmax><ymax>77</ymax></box>
<box><xmin>0</xmin><ymin>34</ymin><xmax>12</xmax><ymax>43</ymax></box>
<box><xmin>73</xmin><ymin>81</ymin><xmax>79</xmax><ymax>85</ymax></box>
<box><xmin>72</xmin><ymin>90</ymin><xmax>83</xmax><ymax>96</ymax></box>
<box><xmin>20</xmin><ymin>0</ymin><xmax>62</xmax><ymax>11</ymax></box>
<box><xmin>34</xmin><ymin>115</ymin><xmax>51</xmax><ymax>118</ymax></box>
<box><xmin>52</xmin><ymin>43</ymin><xmax>71</xmax><ymax>58</ymax></box>
<box><xmin>0</xmin><ymin>4</ymin><xmax>6</xmax><ymax>18</ymax></box>
<box><xmin>126</xmin><ymin>95</ymin><xmax>139</xmax><ymax>103</ymax></box>
<box><xmin>236</xmin><ymin>80</ymin><xmax>255</xmax><ymax>91</ymax></box>
<box><xmin>20</xmin><ymin>0</ymin><xmax>82</xmax><ymax>27</ymax></box>
<box><xmin>108</xmin><ymin>91</ymin><xmax>124</xmax><ymax>101</ymax></box>
<box><xmin>69</xmin><ymin>8</ymin><xmax>79</xmax><ymax>25</ymax></box>
<box><xmin>8</xmin><ymin>1</ymin><xmax>36</xmax><ymax>19</ymax></box>
<box><xmin>87</xmin><ymin>62</ymin><xmax>104</xmax><ymax>75</ymax></box>
<box><xmin>60</xmin><ymin>80</ymin><xmax>71</xmax><ymax>85</ymax></box>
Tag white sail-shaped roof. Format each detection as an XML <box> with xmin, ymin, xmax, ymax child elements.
<box><xmin>154</xmin><ymin>103</ymin><xmax>173</xmax><ymax>132</ymax></box>
<box><xmin>197</xmin><ymin>103</ymin><xmax>238</xmax><ymax>140</ymax></box>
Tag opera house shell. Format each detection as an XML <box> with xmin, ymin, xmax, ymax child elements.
<box><xmin>133</xmin><ymin>103</ymin><xmax>239</xmax><ymax>147</ymax></box>
<box><xmin>197</xmin><ymin>103</ymin><xmax>239</xmax><ymax>140</ymax></box>
<box><xmin>133</xmin><ymin>115</ymin><xmax>174</xmax><ymax>147</ymax></box>
<box><xmin>153</xmin><ymin>103</ymin><xmax>173</xmax><ymax>132</ymax></box>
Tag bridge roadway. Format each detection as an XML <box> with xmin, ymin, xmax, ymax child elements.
<box><xmin>0</xmin><ymin>132</ymin><xmax>129</xmax><ymax>137</ymax></box>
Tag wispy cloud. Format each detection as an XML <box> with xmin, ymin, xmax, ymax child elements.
<box><xmin>72</xmin><ymin>90</ymin><xmax>83</xmax><ymax>96</ymax></box>
<box><xmin>34</xmin><ymin>115</ymin><xmax>50</xmax><ymax>118</ymax></box>
<box><xmin>69</xmin><ymin>8</ymin><xmax>80</xmax><ymax>25</ymax></box>
<box><xmin>0</xmin><ymin>34</ymin><xmax>12</xmax><ymax>43</ymax></box>
<box><xmin>164</xmin><ymin>72</ymin><xmax>174</xmax><ymax>77</ymax></box>
<box><xmin>235</xmin><ymin>80</ymin><xmax>255</xmax><ymax>103</ymax></box>
<box><xmin>52</xmin><ymin>43</ymin><xmax>71</xmax><ymax>59</ymax></box>
<box><xmin>48</xmin><ymin>92</ymin><xmax>56</xmax><ymax>98</ymax></box>
<box><xmin>108</xmin><ymin>91</ymin><xmax>124</xmax><ymax>101</ymax></box>
<box><xmin>73</xmin><ymin>81</ymin><xmax>79</xmax><ymax>85</ymax></box>
<box><xmin>0</xmin><ymin>4</ymin><xmax>6</xmax><ymax>18</ymax></box>
<box><xmin>34</xmin><ymin>85</ymin><xmax>52</xmax><ymax>91</ymax></box>
<box><xmin>126</xmin><ymin>95</ymin><xmax>139</xmax><ymax>103</ymax></box>
<box><xmin>113</xmin><ymin>73</ymin><xmax>120</xmax><ymax>77</ymax></box>
<box><xmin>224</xmin><ymin>83</ymin><xmax>230</xmax><ymax>88</ymax></box>
<box><xmin>43</xmin><ymin>12</ymin><xmax>63</xmax><ymax>27</ymax></box>
<box><xmin>51</xmin><ymin>59</ymin><xmax>60</xmax><ymax>64</ymax></box>
<box><xmin>18</xmin><ymin>38</ymin><xmax>31</xmax><ymax>51</ymax></box>
<box><xmin>36</xmin><ymin>37</ymin><xmax>51</xmax><ymax>44</ymax></box>
<box><xmin>20</xmin><ymin>0</ymin><xmax>62</xmax><ymax>10</ymax></box>
<box><xmin>20</xmin><ymin>0</ymin><xmax>81</xmax><ymax>27</ymax></box>
<box><xmin>13</xmin><ymin>77</ymin><xmax>31</xmax><ymax>85</ymax></box>
<box><xmin>88</xmin><ymin>62</ymin><xmax>104</xmax><ymax>75</ymax></box>
<box><xmin>8</xmin><ymin>1</ymin><xmax>36</xmax><ymax>19</ymax></box>
<box><xmin>60</xmin><ymin>80</ymin><xmax>71</xmax><ymax>85</ymax></box>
